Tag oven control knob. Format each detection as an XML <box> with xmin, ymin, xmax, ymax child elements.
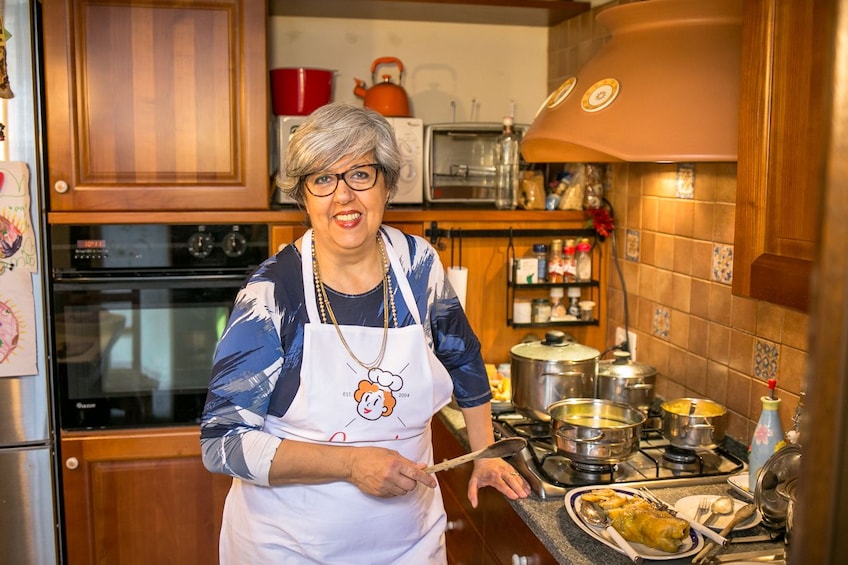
<box><xmin>188</xmin><ymin>231</ymin><xmax>215</xmax><ymax>258</ymax></box>
<box><xmin>222</xmin><ymin>231</ymin><xmax>248</xmax><ymax>258</ymax></box>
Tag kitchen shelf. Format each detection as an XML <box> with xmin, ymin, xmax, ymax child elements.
<box><xmin>269</xmin><ymin>0</ymin><xmax>591</xmax><ymax>27</ymax></box>
<box><xmin>511</xmin><ymin>320</ymin><xmax>599</xmax><ymax>329</ymax></box>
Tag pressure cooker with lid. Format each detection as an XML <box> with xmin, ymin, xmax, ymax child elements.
<box><xmin>510</xmin><ymin>331</ymin><xmax>600</xmax><ymax>421</ymax></box>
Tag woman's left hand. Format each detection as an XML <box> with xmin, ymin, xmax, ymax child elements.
<box><xmin>466</xmin><ymin>457</ymin><xmax>532</xmax><ymax>508</ymax></box>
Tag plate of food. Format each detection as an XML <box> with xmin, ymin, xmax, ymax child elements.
<box><xmin>675</xmin><ymin>495</ymin><xmax>762</xmax><ymax>531</ymax></box>
<box><xmin>564</xmin><ymin>486</ymin><xmax>705</xmax><ymax>560</ymax></box>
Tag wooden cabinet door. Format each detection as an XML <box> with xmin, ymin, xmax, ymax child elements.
<box><xmin>42</xmin><ymin>0</ymin><xmax>269</xmax><ymax>212</ymax></box>
<box><xmin>60</xmin><ymin>428</ymin><xmax>231</xmax><ymax>565</ymax></box>
<box><xmin>733</xmin><ymin>0</ymin><xmax>829</xmax><ymax>311</ymax></box>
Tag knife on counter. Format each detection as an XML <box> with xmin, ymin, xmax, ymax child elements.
<box><xmin>691</xmin><ymin>503</ymin><xmax>757</xmax><ymax>564</ymax></box>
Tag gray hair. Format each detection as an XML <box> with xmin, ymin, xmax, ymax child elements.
<box><xmin>277</xmin><ymin>103</ymin><xmax>401</xmax><ymax>205</ymax></box>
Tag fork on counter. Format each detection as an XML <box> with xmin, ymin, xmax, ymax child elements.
<box><xmin>694</xmin><ymin>496</ymin><xmax>712</xmax><ymax>523</ymax></box>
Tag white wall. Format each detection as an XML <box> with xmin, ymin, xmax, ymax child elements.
<box><xmin>268</xmin><ymin>16</ymin><xmax>548</xmax><ymax>126</ymax></box>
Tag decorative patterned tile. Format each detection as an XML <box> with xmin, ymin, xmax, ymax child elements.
<box><xmin>625</xmin><ymin>229</ymin><xmax>640</xmax><ymax>262</ymax></box>
<box><xmin>676</xmin><ymin>163</ymin><xmax>695</xmax><ymax>199</ymax></box>
<box><xmin>754</xmin><ymin>339</ymin><xmax>780</xmax><ymax>381</ymax></box>
<box><xmin>711</xmin><ymin>244</ymin><xmax>734</xmax><ymax>284</ymax></box>
<box><xmin>653</xmin><ymin>306</ymin><xmax>671</xmax><ymax>340</ymax></box>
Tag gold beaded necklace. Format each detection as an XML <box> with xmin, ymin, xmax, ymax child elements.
<box><xmin>312</xmin><ymin>235</ymin><xmax>398</xmax><ymax>371</ymax></box>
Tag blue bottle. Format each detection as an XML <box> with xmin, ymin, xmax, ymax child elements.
<box><xmin>748</xmin><ymin>379</ymin><xmax>785</xmax><ymax>493</ymax></box>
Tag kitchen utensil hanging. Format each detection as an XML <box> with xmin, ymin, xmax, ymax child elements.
<box><xmin>446</xmin><ymin>228</ymin><xmax>467</xmax><ymax>309</ymax></box>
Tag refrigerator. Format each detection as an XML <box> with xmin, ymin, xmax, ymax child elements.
<box><xmin>0</xmin><ymin>1</ymin><xmax>61</xmax><ymax>564</ymax></box>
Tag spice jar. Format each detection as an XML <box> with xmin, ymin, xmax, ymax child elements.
<box><xmin>548</xmin><ymin>239</ymin><xmax>564</xmax><ymax>283</ymax></box>
<box><xmin>531</xmin><ymin>298</ymin><xmax>552</xmax><ymax>324</ymax></box>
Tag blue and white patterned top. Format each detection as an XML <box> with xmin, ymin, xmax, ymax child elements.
<box><xmin>200</xmin><ymin>227</ymin><xmax>490</xmax><ymax>486</ymax></box>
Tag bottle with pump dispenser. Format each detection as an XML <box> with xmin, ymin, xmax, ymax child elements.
<box><xmin>494</xmin><ymin>116</ymin><xmax>519</xmax><ymax>210</ymax></box>
<box><xmin>748</xmin><ymin>378</ymin><xmax>785</xmax><ymax>493</ymax></box>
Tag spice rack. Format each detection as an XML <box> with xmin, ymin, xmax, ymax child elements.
<box><xmin>424</xmin><ymin>223</ymin><xmax>602</xmax><ymax>329</ymax></box>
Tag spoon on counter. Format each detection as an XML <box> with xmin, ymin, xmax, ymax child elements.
<box><xmin>703</xmin><ymin>495</ymin><xmax>735</xmax><ymax>526</ymax></box>
<box><xmin>578</xmin><ymin>500</ymin><xmax>643</xmax><ymax>564</ymax></box>
<box><xmin>424</xmin><ymin>437</ymin><xmax>526</xmax><ymax>473</ymax></box>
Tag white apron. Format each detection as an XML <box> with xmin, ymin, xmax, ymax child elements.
<box><xmin>219</xmin><ymin>227</ymin><xmax>454</xmax><ymax>564</ymax></box>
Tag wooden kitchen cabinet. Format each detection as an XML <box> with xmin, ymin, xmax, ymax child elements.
<box><xmin>42</xmin><ymin>0</ymin><xmax>269</xmax><ymax>212</ymax></box>
<box><xmin>60</xmin><ymin>427</ymin><xmax>232</xmax><ymax>565</ymax></box>
<box><xmin>433</xmin><ymin>415</ymin><xmax>558</xmax><ymax>565</ymax></box>
<box><xmin>733</xmin><ymin>0</ymin><xmax>829</xmax><ymax>311</ymax></box>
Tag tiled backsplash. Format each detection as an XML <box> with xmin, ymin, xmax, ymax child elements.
<box><xmin>549</xmin><ymin>5</ymin><xmax>807</xmax><ymax>445</ymax></box>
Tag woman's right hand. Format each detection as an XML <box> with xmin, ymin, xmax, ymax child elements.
<box><xmin>347</xmin><ymin>446</ymin><xmax>437</xmax><ymax>497</ymax></box>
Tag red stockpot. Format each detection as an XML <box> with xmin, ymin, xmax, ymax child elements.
<box><xmin>270</xmin><ymin>67</ymin><xmax>334</xmax><ymax>116</ymax></box>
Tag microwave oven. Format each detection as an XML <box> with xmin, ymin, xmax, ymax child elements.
<box><xmin>424</xmin><ymin>122</ymin><xmax>529</xmax><ymax>204</ymax></box>
<box><xmin>271</xmin><ymin>115</ymin><xmax>424</xmax><ymax>205</ymax></box>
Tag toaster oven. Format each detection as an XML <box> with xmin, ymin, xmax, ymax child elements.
<box><xmin>424</xmin><ymin>122</ymin><xmax>529</xmax><ymax>204</ymax></box>
<box><xmin>272</xmin><ymin>115</ymin><xmax>424</xmax><ymax>205</ymax></box>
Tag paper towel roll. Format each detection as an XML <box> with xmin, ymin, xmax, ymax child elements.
<box><xmin>447</xmin><ymin>266</ymin><xmax>468</xmax><ymax>309</ymax></box>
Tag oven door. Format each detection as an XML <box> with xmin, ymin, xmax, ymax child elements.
<box><xmin>51</xmin><ymin>274</ymin><xmax>244</xmax><ymax>430</ymax></box>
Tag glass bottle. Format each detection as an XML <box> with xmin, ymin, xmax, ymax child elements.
<box><xmin>494</xmin><ymin>116</ymin><xmax>519</xmax><ymax>210</ymax></box>
<box><xmin>548</xmin><ymin>239</ymin><xmax>564</xmax><ymax>283</ymax></box>
<box><xmin>575</xmin><ymin>238</ymin><xmax>592</xmax><ymax>282</ymax></box>
<box><xmin>533</xmin><ymin>243</ymin><xmax>548</xmax><ymax>283</ymax></box>
<box><xmin>563</xmin><ymin>239</ymin><xmax>577</xmax><ymax>282</ymax></box>
<box><xmin>566</xmin><ymin>287</ymin><xmax>582</xmax><ymax>318</ymax></box>
<box><xmin>549</xmin><ymin>287</ymin><xmax>566</xmax><ymax>320</ymax></box>
<box><xmin>748</xmin><ymin>379</ymin><xmax>785</xmax><ymax>493</ymax></box>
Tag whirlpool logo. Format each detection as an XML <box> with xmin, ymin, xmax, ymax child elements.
<box><xmin>75</xmin><ymin>402</ymin><xmax>96</xmax><ymax>409</ymax></box>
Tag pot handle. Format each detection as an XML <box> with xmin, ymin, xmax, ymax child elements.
<box><xmin>555</xmin><ymin>426</ymin><xmax>604</xmax><ymax>443</ymax></box>
<box><xmin>624</xmin><ymin>383</ymin><xmax>655</xmax><ymax>391</ymax></box>
<box><xmin>371</xmin><ymin>56</ymin><xmax>405</xmax><ymax>82</ymax></box>
<box><xmin>684</xmin><ymin>422</ymin><xmax>715</xmax><ymax>432</ymax></box>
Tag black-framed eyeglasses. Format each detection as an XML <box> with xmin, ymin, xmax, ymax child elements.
<box><xmin>302</xmin><ymin>163</ymin><xmax>383</xmax><ymax>197</ymax></box>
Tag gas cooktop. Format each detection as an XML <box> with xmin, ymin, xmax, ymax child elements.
<box><xmin>493</xmin><ymin>411</ymin><xmax>746</xmax><ymax>499</ymax></box>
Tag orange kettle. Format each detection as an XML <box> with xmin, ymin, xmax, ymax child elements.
<box><xmin>353</xmin><ymin>57</ymin><xmax>411</xmax><ymax>117</ymax></box>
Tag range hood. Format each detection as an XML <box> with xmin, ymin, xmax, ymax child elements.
<box><xmin>522</xmin><ymin>0</ymin><xmax>743</xmax><ymax>163</ymax></box>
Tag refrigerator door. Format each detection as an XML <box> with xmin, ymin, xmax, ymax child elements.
<box><xmin>0</xmin><ymin>376</ymin><xmax>51</xmax><ymax>445</ymax></box>
<box><xmin>0</xmin><ymin>445</ymin><xmax>58</xmax><ymax>564</ymax></box>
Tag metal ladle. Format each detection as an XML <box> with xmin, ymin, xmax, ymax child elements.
<box><xmin>703</xmin><ymin>495</ymin><xmax>735</xmax><ymax>527</ymax></box>
<box><xmin>578</xmin><ymin>499</ymin><xmax>643</xmax><ymax>564</ymax></box>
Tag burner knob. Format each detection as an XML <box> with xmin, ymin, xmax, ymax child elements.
<box><xmin>188</xmin><ymin>231</ymin><xmax>214</xmax><ymax>258</ymax></box>
<box><xmin>222</xmin><ymin>230</ymin><xmax>248</xmax><ymax>258</ymax></box>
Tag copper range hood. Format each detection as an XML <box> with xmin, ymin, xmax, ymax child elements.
<box><xmin>522</xmin><ymin>0</ymin><xmax>743</xmax><ymax>163</ymax></box>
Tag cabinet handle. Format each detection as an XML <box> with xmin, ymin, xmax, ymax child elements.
<box><xmin>65</xmin><ymin>457</ymin><xmax>79</xmax><ymax>470</ymax></box>
<box><xmin>54</xmin><ymin>180</ymin><xmax>69</xmax><ymax>194</ymax></box>
<box><xmin>445</xmin><ymin>519</ymin><xmax>463</xmax><ymax>531</ymax></box>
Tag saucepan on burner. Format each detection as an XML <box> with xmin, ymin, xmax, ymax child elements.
<box><xmin>660</xmin><ymin>398</ymin><xmax>727</xmax><ymax>450</ymax></box>
<box><xmin>510</xmin><ymin>331</ymin><xmax>600</xmax><ymax>421</ymax></box>
<box><xmin>548</xmin><ymin>398</ymin><xmax>646</xmax><ymax>464</ymax></box>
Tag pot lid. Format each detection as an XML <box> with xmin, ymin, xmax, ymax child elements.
<box><xmin>598</xmin><ymin>350</ymin><xmax>657</xmax><ymax>378</ymax></box>
<box><xmin>510</xmin><ymin>330</ymin><xmax>600</xmax><ymax>362</ymax></box>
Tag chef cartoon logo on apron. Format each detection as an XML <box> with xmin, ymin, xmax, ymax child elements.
<box><xmin>354</xmin><ymin>367</ymin><xmax>404</xmax><ymax>421</ymax></box>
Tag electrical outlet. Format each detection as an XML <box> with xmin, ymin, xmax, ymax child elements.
<box><xmin>615</xmin><ymin>327</ymin><xmax>638</xmax><ymax>360</ymax></box>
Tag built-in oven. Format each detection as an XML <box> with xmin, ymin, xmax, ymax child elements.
<box><xmin>48</xmin><ymin>223</ymin><xmax>269</xmax><ymax>430</ymax></box>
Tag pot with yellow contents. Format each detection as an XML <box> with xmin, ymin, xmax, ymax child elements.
<box><xmin>661</xmin><ymin>398</ymin><xmax>728</xmax><ymax>450</ymax></box>
<box><xmin>548</xmin><ymin>398</ymin><xmax>646</xmax><ymax>464</ymax></box>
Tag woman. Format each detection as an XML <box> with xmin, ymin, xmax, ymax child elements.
<box><xmin>201</xmin><ymin>103</ymin><xmax>530</xmax><ymax>564</ymax></box>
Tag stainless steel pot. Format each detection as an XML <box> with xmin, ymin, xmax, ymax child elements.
<box><xmin>660</xmin><ymin>398</ymin><xmax>728</xmax><ymax>449</ymax></box>
<box><xmin>597</xmin><ymin>350</ymin><xmax>656</xmax><ymax>413</ymax></box>
<box><xmin>510</xmin><ymin>331</ymin><xmax>600</xmax><ymax>421</ymax></box>
<box><xmin>548</xmin><ymin>398</ymin><xmax>646</xmax><ymax>464</ymax></box>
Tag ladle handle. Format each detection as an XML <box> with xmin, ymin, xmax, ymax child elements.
<box><xmin>424</xmin><ymin>446</ymin><xmax>488</xmax><ymax>473</ymax></box>
<box><xmin>604</xmin><ymin>525</ymin><xmax>643</xmax><ymax>564</ymax></box>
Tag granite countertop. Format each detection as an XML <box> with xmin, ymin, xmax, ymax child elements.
<box><xmin>438</xmin><ymin>406</ymin><xmax>786</xmax><ymax>565</ymax></box>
